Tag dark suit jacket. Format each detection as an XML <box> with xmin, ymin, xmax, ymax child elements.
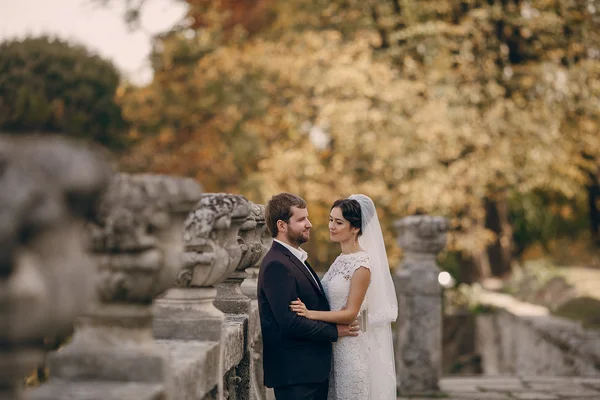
<box><xmin>257</xmin><ymin>241</ymin><xmax>338</xmax><ymax>388</ymax></box>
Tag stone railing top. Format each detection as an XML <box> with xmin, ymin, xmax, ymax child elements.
<box><xmin>90</xmin><ymin>173</ymin><xmax>204</xmax><ymax>252</ymax></box>
<box><xmin>0</xmin><ymin>135</ymin><xmax>111</xmax><ymax>275</ymax></box>
<box><xmin>478</xmin><ymin>290</ymin><xmax>600</xmax><ymax>364</ymax></box>
<box><xmin>184</xmin><ymin>193</ymin><xmax>251</xmax><ymax>244</ymax></box>
<box><xmin>394</xmin><ymin>215</ymin><xmax>450</xmax><ymax>255</ymax></box>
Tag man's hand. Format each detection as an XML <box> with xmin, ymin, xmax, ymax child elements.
<box><xmin>337</xmin><ymin>318</ymin><xmax>360</xmax><ymax>337</ymax></box>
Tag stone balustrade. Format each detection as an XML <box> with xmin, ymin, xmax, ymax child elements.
<box><xmin>1</xmin><ymin>135</ymin><xmax>464</xmax><ymax>400</ymax></box>
<box><xmin>0</xmin><ymin>135</ymin><xmax>272</xmax><ymax>400</ymax></box>
<box><xmin>31</xmin><ymin>173</ymin><xmax>204</xmax><ymax>399</ymax></box>
<box><xmin>476</xmin><ymin>291</ymin><xmax>600</xmax><ymax>377</ymax></box>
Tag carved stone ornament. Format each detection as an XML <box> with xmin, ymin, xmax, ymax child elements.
<box><xmin>258</xmin><ymin>210</ymin><xmax>273</xmax><ymax>266</ymax></box>
<box><xmin>236</xmin><ymin>203</ymin><xmax>265</xmax><ymax>273</ymax></box>
<box><xmin>89</xmin><ymin>173</ymin><xmax>203</xmax><ymax>304</ymax></box>
<box><xmin>214</xmin><ymin>202</ymin><xmax>266</xmax><ymax>313</ymax></box>
<box><xmin>179</xmin><ymin>193</ymin><xmax>251</xmax><ymax>287</ymax></box>
<box><xmin>36</xmin><ymin>173</ymin><xmax>202</xmax><ymax>391</ymax></box>
<box><xmin>394</xmin><ymin>215</ymin><xmax>450</xmax><ymax>256</ymax></box>
<box><xmin>241</xmin><ymin>208</ymin><xmax>271</xmax><ymax>300</ymax></box>
<box><xmin>0</xmin><ymin>135</ymin><xmax>111</xmax><ymax>398</ymax></box>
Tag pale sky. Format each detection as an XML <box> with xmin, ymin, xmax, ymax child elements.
<box><xmin>0</xmin><ymin>0</ymin><xmax>187</xmax><ymax>84</ymax></box>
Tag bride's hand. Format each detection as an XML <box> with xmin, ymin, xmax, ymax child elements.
<box><xmin>290</xmin><ymin>298</ymin><xmax>313</xmax><ymax>319</ymax></box>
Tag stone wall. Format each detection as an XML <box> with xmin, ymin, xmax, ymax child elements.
<box><xmin>476</xmin><ymin>291</ymin><xmax>600</xmax><ymax>377</ymax></box>
<box><xmin>0</xmin><ymin>135</ymin><xmax>274</xmax><ymax>400</ymax></box>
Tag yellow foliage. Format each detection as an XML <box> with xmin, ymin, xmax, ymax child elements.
<box><xmin>118</xmin><ymin>0</ymin><xmax>600</xmax><ymax>269</ymax></box>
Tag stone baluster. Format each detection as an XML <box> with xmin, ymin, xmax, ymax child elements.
<box><xmin>215</xmin><ymin>203</ymin><xmax>265</xmax><ymax>314</ymax></box>
<box><xmin>251</xmin><ymin>213</ymin><xmax>273</xmax><ymax>400</ymax></box>
<box><xmin>153</xmin><ymin>193</ymin><xmax>251</xmax><ymax>341</ymax></box>
<box><xmin>228</xmin><ymin>205</ymin><xmax>272</xmax><ymax>400</ymax></box>
<box><xmin>0</xmin><ymin>136</ymin><xmax>111</xmax><ymax>400</ymax></box>
<box><xmin>241</xmin><ymin>212</ymin><xmax>271</xmax><ymax>300</ymax></box>
<box><xmin>394</xmin><ymin>215</ymin><xmax>449</xmax><ymax>396</ymax></box>
<box><xmin>30</xmin><ymin>173</ymin><xmax>203</xmax><ymax>400</ymax></box>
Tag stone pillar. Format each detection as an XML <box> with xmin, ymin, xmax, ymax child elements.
<box><xmin>228</xmin><ymin>206</ymin><xmax>272</xmax><ymax>400</ymax></box>
<box><xmin>31</xmin><ymin>173</ymin><xmax>202</xmax><ymax>400</ymax></box>
<box><xmin>215</xmin><ymin>203</ymin><xmax>265</xmax><ymax>314</ymax></box>
<box><xmin>0</xmin><ymin>136</ymin><xmax>111</xmax><ymax>400</ymax></box>
<box><xmin>153</xmin><ymin>193</ymin><xmax>251</xmax><ymax>341</ymax></box>
<box><xmin>394</xmin><ymin>215</ymin><xmax>449</xmax><ymax>396</ymax></box>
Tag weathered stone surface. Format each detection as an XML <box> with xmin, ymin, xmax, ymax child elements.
<box><xmin>477</xmin><ymin>291</ymin><xmax>600</xmax><ymax>376</ymax></box>
<box><xmin>223</xmin><ymin>316</ymin><xmax>246</xmax><ymax>371</ymax></box>
<box><xmin>153</xmin><ymin>199</ymin><xmax>267</xmax><ymax>400</ymax></box>
<box><xmin>36</xmin><ymin>174</ymin><xmax>202</xmax><ymax>399</ymax></box>
<box><xmin>394</xmin><ymin>215</ymin><xmax>449</xmax><ymax>256</ymax></box>
<box><xmin>29</xmin><ymin>382</ymin><xmax>165</xmax><ymax>400</ymax></box>
<box><xmin>90</xmin><ymin>173</ymin><xmax>202</xmax><ymax>255</ymax></box>
<box><xmin>155</xmin><ymin>308</ymin><xmax>258</xmax><ymax>400</ymax></box>
<box><xmin>154</xmin><ymin>287</ymin><xmax>224</xmax><ymax>341</ymax></box>
<box><xmin>241</xmin><ymin>215</ymin><xmax>272</xmax><ymax>301</ymax></box>
<box><xmin>247</xmin><ymin>301</ymin><xmax>269</xmax><ymax>400</ymax></box>
<box><xmin>241</xmin><ymin>267</ymin><xmax>260</xmax><ymax>299</ymax></box>
<box><xmin>215</xmin><ymin>203</ymin><xmax>265</xmax><ymax>314</ymax></box>
<box><xmin>582</xmin><ymin>379</ymin><xmax>600</xmax><ymax>390</ymax></box>
<box><xmin>511</xmin><ymin>393</ymin><xmax>559</xmax><ymax>400</ymax></box>
<box><xmin>475</xmin><ymin>314</ymin><xmax>502</xmax><ymax>375</ymax></box>
<box><xmin>427</xmin><ymin>377</ymin><xmax>600</xmax><ymax>400</ymax></box>
<box><xmin>0</xmin><ymin>135</ymin><xmax>111</xmax><ymax>399</ymax></box>
<box><xmin>180</xmin><ymin>193</ymin><xmax>250</xmax><ymax>287</ymax></box>
<box><xmin>154</xmin><ymin>194</ymin><xmax>251</xmax><ymax>341</ymax></box>
<box><xmin>157</xmin><ymin>340</ymin><xmax>220</xmax><ymax>400</ymax></box>
<box><xmin>394</xmin><ymin>215</ymin><xmax>449</xmax><ymax>395</ymax></box>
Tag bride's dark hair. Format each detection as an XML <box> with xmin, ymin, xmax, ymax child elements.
<box><xmin>331</xmin><ymin>198</ymin><xmax>362</xmax><ymax>236</ymax></box>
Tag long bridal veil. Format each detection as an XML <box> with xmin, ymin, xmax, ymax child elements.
<box><xmin>348</xmin><ymin>194</ymin><xmax>398</xmax><ymax>399</ymax></box>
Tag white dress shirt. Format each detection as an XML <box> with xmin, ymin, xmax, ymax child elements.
<box><xmin>273</xmin><ymin>239</ymin><xmax>321</xmax><ymax>290</ymax></box>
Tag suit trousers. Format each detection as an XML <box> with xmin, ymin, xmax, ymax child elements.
<box><xmin>273</xmin><ymin>379</ymin><xmax>329</xmax><ymax>400</ymax></box>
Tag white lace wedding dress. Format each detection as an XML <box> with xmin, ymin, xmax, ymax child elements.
<box><xmin>321</xmin><ymin>251</ymin><xmax>371</xmax><ymax>400</ymax></box>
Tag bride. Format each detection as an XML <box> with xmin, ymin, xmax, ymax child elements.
<box><xmin>289</xmin><ymin>194</ymin><xmax>398</xmax><ymax>399</ymax></box>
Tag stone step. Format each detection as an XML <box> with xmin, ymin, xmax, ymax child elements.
<box><xmin>29</xmin><ymin>381</ymin><xmax>165</xmax><ymax>400</ymax></box>
<box><xmin>398</xmin><ymin>376</ymin><xmax>600</xmax><ymax>400</ymax></box>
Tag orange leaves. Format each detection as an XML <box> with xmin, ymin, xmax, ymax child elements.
<box><xmin>186</xmin><ymin>0</ymin><xmax>274</xmax><ymax>35</ymax></box>
<box><xmin>115</xmin><ymin>0</ymin><xmax>600</xmax><ymax>267</ymax></box>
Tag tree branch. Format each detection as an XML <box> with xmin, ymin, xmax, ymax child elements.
<box><xmin>370</xmin><ymin>3</ymin><xmax>390</xmax><ymax>49</ymax></box>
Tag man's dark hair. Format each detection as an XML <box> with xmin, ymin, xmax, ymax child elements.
<box><xmin>265</xmin><ymin>192</ymin><xmax>307</xmax><ymax>238</ymax></box>
<box><xmin>331</xmin><ymin>198</ymin><xmax>363</xmax><ymax>236</ymax></box>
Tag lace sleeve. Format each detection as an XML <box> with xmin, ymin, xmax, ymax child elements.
<box><xmin>345</xmin><ymin>253</ymin><xmax>370</xmax><ymax>282</ymax></box>
<box><xmin>331</xmin><ymin>253</ymin><xmax>371</xmax><ymax>281</ymax></box>
<box><xmin>352</xmin><ymin>253</ymin><xmax>371</xmax><ymax>274</ymax></box>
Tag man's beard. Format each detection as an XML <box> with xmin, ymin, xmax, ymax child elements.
<box><xmin>286</xmin><ymin>228</ymin><xmax>309</xmax><ymax>247</ymax></box>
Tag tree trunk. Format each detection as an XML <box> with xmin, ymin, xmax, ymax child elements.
<box><xmin>456</xmin><ymin>249</ymin><xmax>490</xmax><ymax>284</ymax></box>
<box><xmin>484</xmin><ymin>193</ymin><xmax>513</xmax><ymax>277</ymax></box>
<box><xmin>588</xmin><ymin>172</ymin><xmax>600</xmax><ymax>245</ymax></box>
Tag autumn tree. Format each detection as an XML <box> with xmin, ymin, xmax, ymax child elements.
<box><xmin>112</xmin><ymin>0</ymin><xmax>600</xmax><ymax>273</ymax></box>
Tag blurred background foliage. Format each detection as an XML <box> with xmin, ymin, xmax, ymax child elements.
<box><xmin>0</xmin><ymin>36</ymin><xmax>129</xmax><ymax>150</ymax></box>
<box><xmin>2</xmin><ymin>0</ymin><xmax>600</xmax><ymax>280</ymax></box>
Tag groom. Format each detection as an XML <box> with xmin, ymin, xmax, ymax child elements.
<box><xmin>257</xmin><ymin>192</ymin><xmax>359</xmax><ymax>400</ymax></box>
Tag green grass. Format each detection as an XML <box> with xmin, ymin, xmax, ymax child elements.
<box><xmin>553</xmin><ymin>296</ymin><xmax>600</xmax><ymax>331</ymax></box>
